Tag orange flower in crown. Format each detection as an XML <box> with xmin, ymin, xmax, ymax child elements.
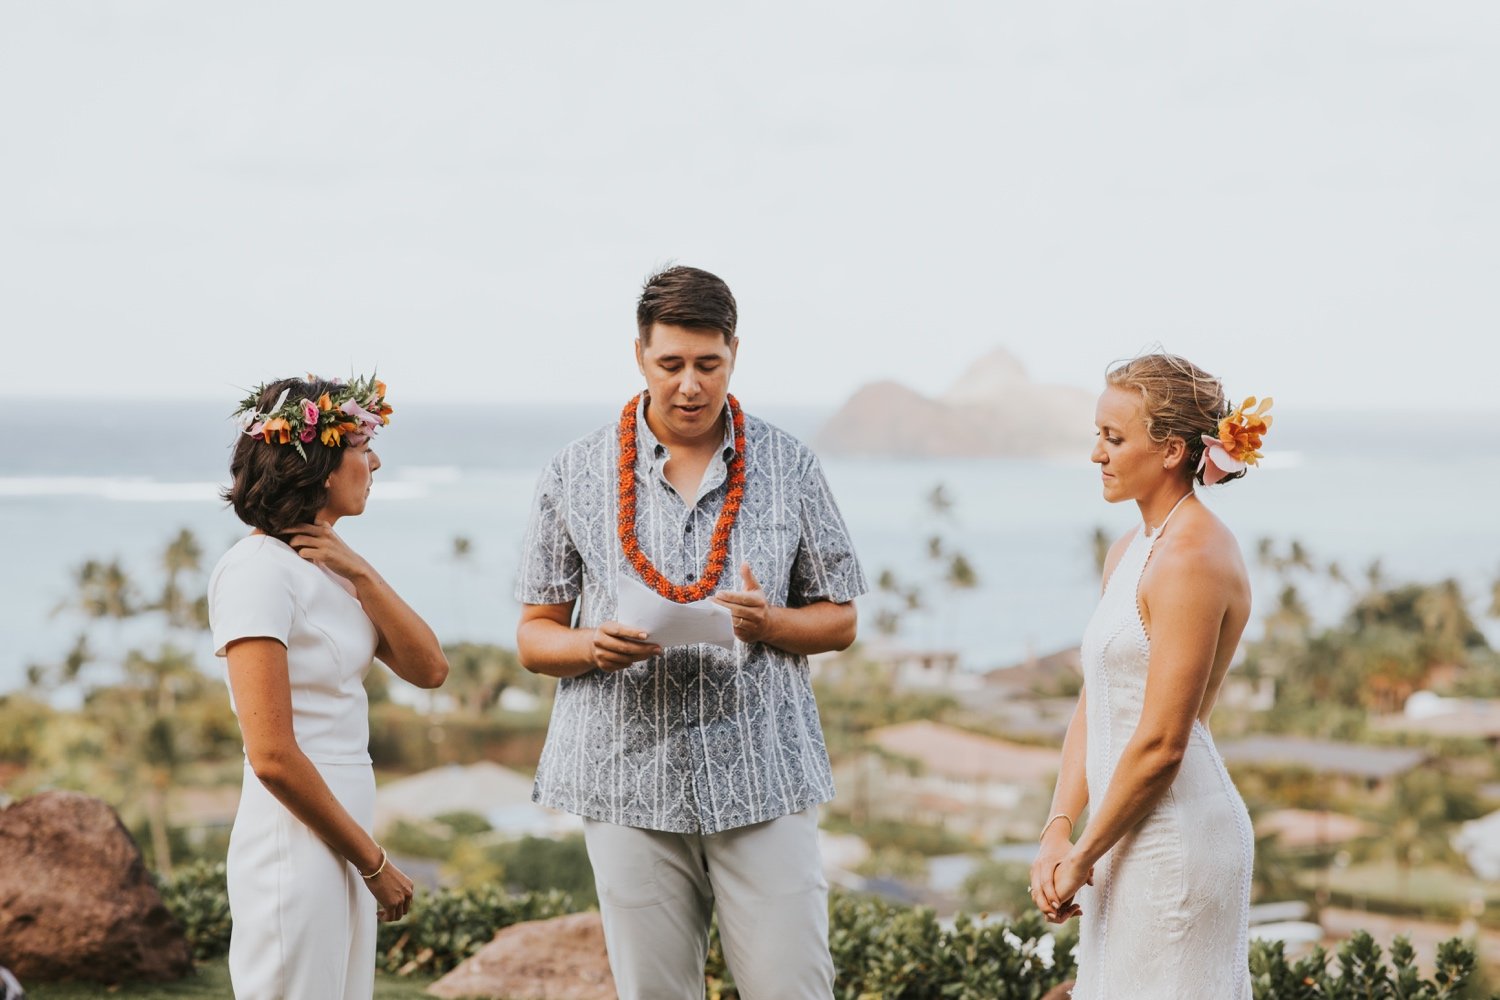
<box><xmin>1199</xmin><ymin>396</ymin><xmax>1273</xmax><ymax>485</ymax></box>
<box><xmin>261</xmin><ymin>417</ymin><xmax>293</xmax><ymax>445</ymax></box>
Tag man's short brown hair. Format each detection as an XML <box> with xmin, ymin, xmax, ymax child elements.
<box><xmin>636</xmin><ymin>265</ymin><xmax>737</xmax><ymax>343</ymax></box>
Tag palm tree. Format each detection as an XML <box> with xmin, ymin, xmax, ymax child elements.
<box><xmin>157</xmin><ymin>528</ymin><xmax>204</xmax><ymax>632</ymax></box>
<box><xmin>925</xmin><ymin>483</ymin><xmax>954</xmax><ymax>518</ymax></box>
<box><xmin>1255</xmin><ymin>537</ymin><xmax>1279</xmax><ymax>574</ymax></box>
<box><xmin>440</xmin><ymin>643</ymin><xmax>522</xmax><ymax>717</ymax></box>
<box><xmin>447</xmin><ymin>535</ymin><xmax>476</xmax><ymax>639</ymax></box>
<box><xmin>121</xmin><ymin>644</ymin><xmax>202</xmax><ymax>875</ymax></box>
<box><xmin>946</xmin><ymin>554</ymin><xmax>978</xmax><ymax>591</ymax></box>
<box><xmin>64</xmin><ymin>558</ymin><xmax>139</xmax><ymax>622</ymax></box>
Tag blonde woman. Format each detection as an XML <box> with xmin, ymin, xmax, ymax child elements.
<box><xmin>209</xmin><ymin>375</ymin><xmax>447</xmax><ymax>999</ymax></box>
<box><xmin>1031</xmin><ymin>354</ymin><xmax>1269</xmax><ymax>998</ymax></box>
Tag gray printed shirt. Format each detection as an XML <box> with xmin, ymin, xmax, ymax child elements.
<box><xmin>516</xmin><ymin>396</ymin><xmax>866</xmax><ymax>834</ymax></box>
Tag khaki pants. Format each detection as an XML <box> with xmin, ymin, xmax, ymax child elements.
<box><xmin>582</xmin><ymin>807</ymin><xmax>834</xmax><ymax>1000</ymax></box>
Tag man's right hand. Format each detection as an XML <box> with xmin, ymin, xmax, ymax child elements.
<box><xmin>590</xmin><ymin>622</ymin><xmax>662</xmax><ymax>671</ymax></box>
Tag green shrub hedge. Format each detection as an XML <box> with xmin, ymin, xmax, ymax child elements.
<box><xmin>155</xmin><ymin>860</ymin><xmax>233</xmax><ymax>961</ymax></box>
<box><xmin>154</xmin><ymin>860</ymin><xmax>572</xmax><ymax>975</ymax></box>
<box><xmin>158</xmin><ymin>864</ymin><xmax>1493</xmax><ymax>998</ymax></box>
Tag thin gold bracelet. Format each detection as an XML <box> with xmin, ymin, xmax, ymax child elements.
<box><xmin>360</xmin><ymin>847</ymin><xmax>388</xmax><ymax>880</ymax></box>
<box><xmin>1039</xmin><ymin>813</ymin><xmax>1073</xmax><ymax>841</ymax></box>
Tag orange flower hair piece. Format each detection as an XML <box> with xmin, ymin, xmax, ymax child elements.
<box><xmin>1199</xmin><ymin>396</ymin><xmax>1273</xmax><ymax>485</ymax></box>
<box><xmin>617</xmin><ymin>393</ymin><xmax>746</xmax><ymax>603</ymax></box>
<box><xmin>234</xmin><ymin>373</ymin><xmax>392</xmax><ymax>460</ymax></box>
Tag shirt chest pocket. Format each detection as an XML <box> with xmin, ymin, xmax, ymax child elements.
<box><xmin>732</xmin><ymin>515</ymin><xmax>799</xmax><ymax>604</ymax></box>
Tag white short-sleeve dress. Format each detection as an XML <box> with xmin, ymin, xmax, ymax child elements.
<box><xmin>208</xmin><ymin>534</ymin><xmax>380</xmax><ymax>1000</ymax></box>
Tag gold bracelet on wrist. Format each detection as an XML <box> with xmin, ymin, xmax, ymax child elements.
<box><xmin>1039</xmin><ymin>813</ymin><xmax>1073</xmax><ymax>841</ymax></box>
<box><xmin>360</xmin><ymin>847</ymin><xmax>388</xmax><ymax>880</ymax></box>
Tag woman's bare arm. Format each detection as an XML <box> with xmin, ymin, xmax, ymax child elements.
<box><xmin>226</xmin><ymin>637</ymin><xmax>414</xmax><ymax>919</ymax></box>
<box><xmin>1032</xmin><ymin>689</ymin><xmax>1090</xmax><ymax>920</ymax></box>
<box><xmin>1051</xmin><ymin>536</ymin><xmax>1232</xmax><ymax>901</ymax></box>
<box><xmin>285</xmin><ymin>522</ymin><xmax>448</xmax><ymax>689</ymax></box>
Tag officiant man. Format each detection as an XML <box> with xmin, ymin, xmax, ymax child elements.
<box><xmin>515</xmin><ymin>265</ymin><xmax>866</xmax><ymax>1000</ymax></box>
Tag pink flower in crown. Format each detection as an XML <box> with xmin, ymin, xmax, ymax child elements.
<box><xmin>340</xmin><ymin>399</ymin><xmax>381</xmax><ymax>430</ymax></box>
<box><xmin>301</xmin><ymin>398</ymin><xmax>319</xmax><ymax>426</ymax></box>
<box><xmin>299</xmin><ymin>426</ymin><xmax>317</xmax><ymax>443</ymax></box>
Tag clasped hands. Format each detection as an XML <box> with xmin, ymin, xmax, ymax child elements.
<box><xmin>589</xmin><ymin>562</ymin><xmax>769</xmax><ymax>671</ymax></box>
<box><xmin>1029</xmin><ymin>835</ymin><xmax>1094</xmax><ymax>924</ymax></box>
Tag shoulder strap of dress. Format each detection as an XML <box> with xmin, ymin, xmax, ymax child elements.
<box><xmin>1147</xmin><ymin>492</ymin><xmax>1194</xmax><ymax>541</ymax></box>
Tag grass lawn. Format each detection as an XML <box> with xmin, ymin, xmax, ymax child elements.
<box><xmin>25</xmin><ymin>958</ymin><xmax>437</xmax><ymax>999</ymax></box>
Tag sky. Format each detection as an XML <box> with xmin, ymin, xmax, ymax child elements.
<box><xmin>1</xmin><ymin>1</ymin><xmax>1496</xmax><ymax>411</ymax></box>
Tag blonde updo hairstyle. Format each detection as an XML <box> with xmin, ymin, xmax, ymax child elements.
<box><xmin>1106</xmin><ymin>353</ymin><xmax>1239</xmax><ymax>487</ymax></box>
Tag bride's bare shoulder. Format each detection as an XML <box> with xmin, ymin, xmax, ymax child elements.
<box><xmin>1154</xmin><ymin>505</ymin><xmax>1246</xmax><ymax>584</ymax></box>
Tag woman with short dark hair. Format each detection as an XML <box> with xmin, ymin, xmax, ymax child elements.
<box><xmin>210</xmin><ymin>375</ymin><xmax>447</xmax><ymax>999</ymax></box>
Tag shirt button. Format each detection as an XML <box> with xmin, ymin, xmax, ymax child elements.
<box><xmin>685</xmin><ymin>572</ymin><xmax>696</xmax><ymax>581</ymax></box>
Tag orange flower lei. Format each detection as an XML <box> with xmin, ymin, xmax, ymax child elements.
<box><xmin>617</xmin><ymin>393</ymin><xmax>746</xmax><ymax>603</ymax></box>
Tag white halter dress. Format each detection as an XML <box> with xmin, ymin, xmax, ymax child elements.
<box><xmin>1072</xmin><ymin>503</ymin><xmax>1254</xmax><ymax>999</ymax></box>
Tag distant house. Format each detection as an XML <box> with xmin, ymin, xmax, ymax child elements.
<box><xmin>872</xmin><ymin>642</ymin><xmax>974</xmax><ymax>693</ymax></box>
<box><xmin>1256</xmin><ymin>808</ymin><xmax>1375</xmax><ymax>851</ymax></box>
<box><xmin>374</xmin><ymin>761</ymin><xmax>581</xmax><ymax>839</ymax></box>
<box><xmin>1218</xmin><ymin>736</ymin><xmax>1427</xmax><ymax>796</ymax></box>
<box><xmin>817</xmin><ymin>641</ymin><xmax>977</xmax><ymax>694</ymax></box>
<box><xmin>1454</xmin><ymin>810</ymin><xmax>1500</xmax><ymax>879</ymax></box>
<box><xmin>845</xmin><ymin>721</ymin><xmax>1058</xmax><ymax>842</ymax></box>
<box><xmin>1372</xmin><ymin>692</ymin><xmax>1500</xmax><ymax>747</ymax></box>
<box><xmin>984</xmin><ymin>646</ymin><xmax>1082</xmax><ymax>698</ymax></box>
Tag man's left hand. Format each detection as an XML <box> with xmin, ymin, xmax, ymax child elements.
<box><xmin>715</xmin><ymin>563</ymin><xmax>773</xmax><ymax>645</ymax></box>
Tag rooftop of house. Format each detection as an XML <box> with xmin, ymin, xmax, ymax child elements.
<box><xmin>866</xmin><ymin>720</ymin><xmax>1058</xmax><ymax>783</ymax></box>
<box><xmin>1256</xmin><ymin>808</ymin><xmax>1376</xmax><ymax>849</ymax></box>
<box><xmin>1218</xmin><ymin>736</ymin><xmax>1427</xmax><ymax>780</ymax></box>
<box><xmin>1372</xmin><ymin>694</ymin><xmax>1500</xmax><ymax>740</ymax></box>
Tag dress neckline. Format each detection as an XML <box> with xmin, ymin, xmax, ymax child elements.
<box><xmin>1143</xmin><ymin>492</ymin><xmax>1193</xmax><ymax>541</ymax></box>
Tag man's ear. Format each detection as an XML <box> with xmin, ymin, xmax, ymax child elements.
<box><xmin>635</xmin><ymin>337</ymin><xmax>646</xmax><ymax>377</ymax></box>
<box><xmin>728</xmin><ymin>335</ymin><xmax>739</xmax><ymax>370</ymax></box>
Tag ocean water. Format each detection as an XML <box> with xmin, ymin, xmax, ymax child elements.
<box><xmin>0</xmin><ymin>399</ymin><xmax>1489</xmax><ymax>694</ymax></box>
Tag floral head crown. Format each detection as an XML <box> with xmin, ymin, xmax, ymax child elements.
<box><xmin>1199</xmin><ymin>396</ymin><xmax>1272</xmax><ymax>485</ymax></box>
<box><xmin>234</xmin><ymin>374</ymin><xmax>392</xmax><ymax>460</ymax></box>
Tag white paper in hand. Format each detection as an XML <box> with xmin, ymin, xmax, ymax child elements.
<box><xmin>615</xmin><ymin>572</ymin><xmax>736</xmax><ymax>654</ymax></box>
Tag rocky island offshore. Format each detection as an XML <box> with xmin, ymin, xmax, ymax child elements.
<box><xmin>813</xmin><ymin>348</ymin><xmax>1096</xmax><ymax>458</ymax></box>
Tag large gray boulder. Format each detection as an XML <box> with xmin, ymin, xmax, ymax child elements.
<box><xmin>0</xmin><ymin>791</ymin><xmax>193</xmax><ymax>983</ymax></box>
